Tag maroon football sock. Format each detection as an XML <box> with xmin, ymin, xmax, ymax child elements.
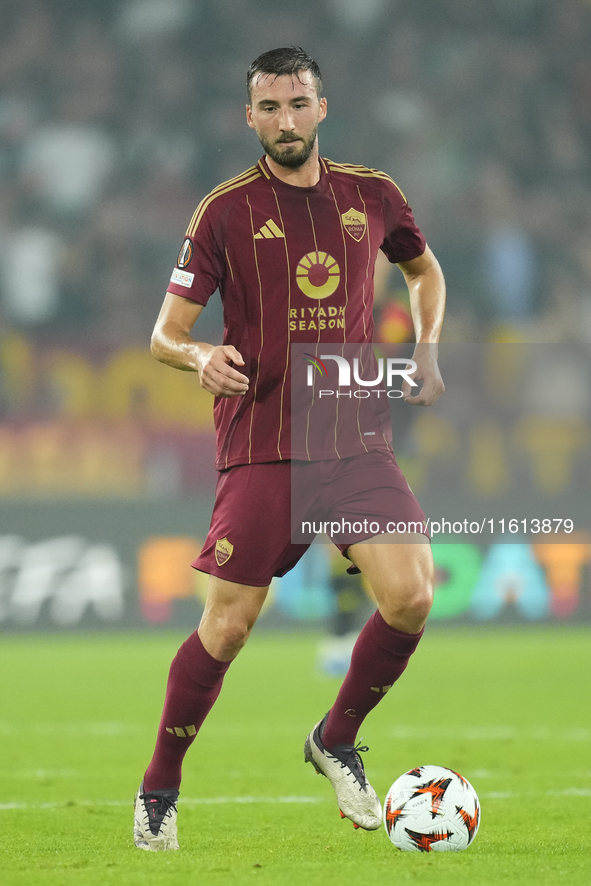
<box><xmin>321</xmin><ymin>610</ymin><xmax>424</xmax><ymax>749</ymax></box>
<box><xmin>143</xmin><ymin>630</ymin><xmax>231</xmax><ymax>792</ymax></box>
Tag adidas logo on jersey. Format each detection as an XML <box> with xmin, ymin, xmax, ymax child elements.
<box><xmin>254</xmin><ymin>219</ymin><xmax>285</xmax><ymax>239</ymax></box>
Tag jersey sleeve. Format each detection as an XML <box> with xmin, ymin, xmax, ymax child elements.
<box><xmin>380</xmin><ymin>179</ymin><xmax>427</xmax><ymax>264</ymax></box>
<box><xmin>166</xmin><ymin>204</ymin><xmax>225</xmax><ymax>305</ymax></box>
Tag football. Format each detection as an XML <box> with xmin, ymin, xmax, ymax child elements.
<box><xmin>383</xmin><ymin>765</ymin><xmax>480</xmax><ymax>852</ymax></box>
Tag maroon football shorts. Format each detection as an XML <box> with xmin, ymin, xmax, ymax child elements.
<box><xmin>193</xmin><ymin>449</ymin><xmax>428</xmax><ymax>587</ymax></box>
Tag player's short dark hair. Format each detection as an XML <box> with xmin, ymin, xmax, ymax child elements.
<box><xmin>246</xmin><ymin>47</ymin><xmax>323</xmax><ymax>102</ymax></box>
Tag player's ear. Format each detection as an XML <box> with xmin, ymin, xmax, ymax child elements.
<box><xmin>246</xmin><ymin>104</ymin><xmax>255</xmax><ymax>129</ymax></box>
<box><xmin>318</xmin><ymin>97</ymin><xmax>327</xmax><ymax>123</ymax></box>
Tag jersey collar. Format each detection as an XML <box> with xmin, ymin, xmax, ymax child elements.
<box><xmin>257</xmin><ymin>156</ymin><xmax>330</xmax><ymax>194</ymax></box>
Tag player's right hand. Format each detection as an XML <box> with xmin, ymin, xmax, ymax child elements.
<box><xmin>197</xmin><ymin>344</ymin><xmax>249</xmax><ymax>397</ymax></box>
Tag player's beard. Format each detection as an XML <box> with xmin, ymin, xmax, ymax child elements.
<box><xmin>259</xmin><ymin>126</ymin><xmax>318</xmax><ymax>168</ymax></box>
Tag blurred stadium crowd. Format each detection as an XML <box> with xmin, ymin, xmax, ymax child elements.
<box><xmin>1</xmin><ymin>1</ymin><xmax>590</xmax><ymax>630</ymax></box>
<box><xmin>1</xmin><ymin>0</ymin><xmax>591</xmax><ymax>356</ymax></box>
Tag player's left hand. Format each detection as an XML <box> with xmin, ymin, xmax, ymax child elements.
<box><xmin>401</xmin><ymin>345</ymin><xmax>444</xmax><ymax>406</ymax></box>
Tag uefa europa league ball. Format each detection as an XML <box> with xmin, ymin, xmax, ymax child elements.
<box><xmin>383</xmin><ymin>765</ymin><xmax>480</xmax><ymax>852</ymax></box>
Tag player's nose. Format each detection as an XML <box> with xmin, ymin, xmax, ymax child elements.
<box><xmin>276</xmin><ymin>107</ymin><xmax>296</xmax><ymax>131</ymax></box>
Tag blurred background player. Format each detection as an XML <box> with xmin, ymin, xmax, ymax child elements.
<box><xmin>134</xmin><ymin>46</ymin><xmax>445</xmax><ymax>851</ymax></box>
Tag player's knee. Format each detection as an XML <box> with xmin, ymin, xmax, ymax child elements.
<box><xmin>219</xmin><ymin>602</ymin><xmax>264</xmax><ymax>648</ymax></box>
<box><xmin>417</xmin><ymin>559</ymin><xmax>435</xmax><ymax>612</ymax></box>
<box><xmin>380</xmin><ymin>574</ymin><xmax>433</xmax><ymax>629</ymax></box>
<box><xmin>405</xmin><ymin>582</ymin><xmax>433</xmax><ymax>623</ymax></box>
<box><xmin>216</xmin><ymin>618</ymin><xmax>251</xmax><ymax>651</ymax></box>
<box><xmin>408</xmin><ymin>555</ymin><xmax>435</xmax><ymax>618</ymax></box>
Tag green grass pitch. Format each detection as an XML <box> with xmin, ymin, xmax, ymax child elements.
<box><xmin>2</xmin><ymin>626</ymin><xmax>590</xmax><ymax>885</ymax></box>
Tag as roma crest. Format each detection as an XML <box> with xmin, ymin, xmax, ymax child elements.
<box><xmin>341</xmin><ymin>208</ymin><xmax>367</xmax><ymax>242</ymax></box>
<box><xmin>215</xmin><ymin>537</ymin><xmax>233</xmax><ymax>566</ymax></box>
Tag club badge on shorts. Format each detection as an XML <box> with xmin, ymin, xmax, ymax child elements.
<box><xmin>341</xmin><ymin>208</ymin><xmax>367</xmax><ymax>242</ymax></box>
<box><xmin>215</xmin><ymin>537</ymin><xmax>233</xmax><ymax>566</ymax></box>
<box><xmin>177</xmin><ymin>238</ymin><xmax>194</xmax><ymax>268</ymax></box>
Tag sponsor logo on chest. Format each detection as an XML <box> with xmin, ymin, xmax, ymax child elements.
<box><xmin>295</xmin><ymin>251</ymin><xmax>340</xmax><ymax>300</ymax></box>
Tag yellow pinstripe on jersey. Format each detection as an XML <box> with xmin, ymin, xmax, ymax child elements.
<box><xmin>325</xmin><ymin>160</ymin><xmax>407</xmax><ymax>203</ymax></box>
<box><xmin>186</xmin><ymin>166</ymin><xmax>262</xmax><ymax>238</ymax></box>
<box><xmin>257</xmin><ymin>158</ymin><xmax>271</xmax><ymax>179</ymax></box>
<box><xmin>245</xmin><ymin>193</ymin><xmax>266</xmax><ymax>467</ymax></box>
<box><xmin>270</xmin><ymin>186</ymin><xmax>292</xmax><ymax>461</ymax></box>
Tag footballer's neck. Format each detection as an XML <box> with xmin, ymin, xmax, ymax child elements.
<box><xmin>265</xmin><ymin>148</ymin><xmax>322</xmax><ymax>188</ymax></box>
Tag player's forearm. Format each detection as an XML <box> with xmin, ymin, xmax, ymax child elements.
<box><xmin>406</xmin><ymin>262</ymin><xmax>446</xmax><ymax>344</ymax></box>
<box><xmin>151</xmin><ymin>322</ymin><xmax>211</xmax><ymax>373</ymax></box>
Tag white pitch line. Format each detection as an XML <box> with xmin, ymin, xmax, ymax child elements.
<box><xmin>0</xmin><ymin>769</ymin><xmax>78</xmax><ymax>779</ymax></box>
<box><xmin>0</xmin><ymin>796</ymin><xmax>325</xmax><ymax>812</ymax></box>
<box><xmin>2</xmin><ymin>788</ymin><xmax>591</xmax><ymax>812</ymax></box>
<box><xmin>479</xmin><ymin>788</ymin><xmax>591</xmax><ymax>799</ymax></box>
<box><xmin>389</xmin><ymin>726</ymin><xmax>591</xmax><ymax>742</ymax></box>
<box><xmin>0</xmin><ymin>722</ymin><xmax>146</xmax><ymax>737</ymax></box>
<box><xmin>2</xmin><ymin>723</ymin><xmax>589</xmax><ymax>741</ymax></box>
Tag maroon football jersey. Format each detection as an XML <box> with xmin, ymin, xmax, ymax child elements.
<box><xmin>167</xmin><ymin>157</ymin><xmax>426</xmax><ymax>470</ymax></box>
